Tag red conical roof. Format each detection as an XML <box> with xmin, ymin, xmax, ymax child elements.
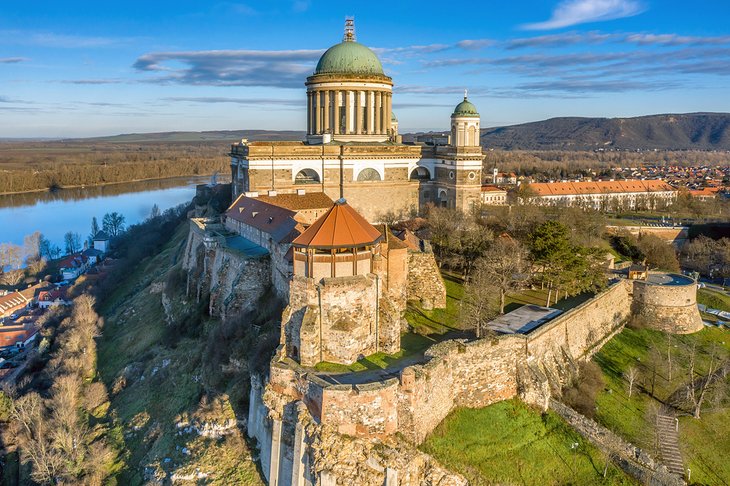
<box><xmin>291</xmin><ymin>199</ymin><xmax>383</xmax><ymax>249</ymax></box>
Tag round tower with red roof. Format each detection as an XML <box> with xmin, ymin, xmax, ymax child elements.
<box><xmin>283</xmin><ymin>199</ymin><xmax>401</xmax><ymax>366</ymax></box>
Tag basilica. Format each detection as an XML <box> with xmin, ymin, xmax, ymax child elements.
<box><xmin>229</xmin><ymin>19</ymin><xmax>485</xmax><ymax>221</ymax></box>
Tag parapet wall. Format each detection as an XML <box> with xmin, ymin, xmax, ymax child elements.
<box><xmin>527</xmin><ymin>280</ymin><xmax>632</xmax><ymax>360</ymax></box>
<box><xmin>398</xmin><ymin>336</ymin><xmax>524</xmax><ymax>443</ymax></box>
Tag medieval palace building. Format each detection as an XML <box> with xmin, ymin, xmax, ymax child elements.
<box><xmin>230</xmin><ymin>20</ymin><xmax>484</xmax><ymax>221</ymax></box>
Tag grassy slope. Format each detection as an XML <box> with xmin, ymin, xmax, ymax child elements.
<box><xmin>97</xmin><ymin>224</ymin><xmax>263</xmax><ymax>485</ymax></box>
<box><xmin>422</xmin><ymin>400</ymin><xmax>633</xmax><ymax>486</ymax></box>
<box><xmin>593</xmin><ymin>325</ymin><xmax>730</xmax><ymax>485</ymax></box>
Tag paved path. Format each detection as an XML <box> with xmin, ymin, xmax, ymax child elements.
<box><xmin>657</xmin><ymin>412</ymin><xmax>685</xmax><ymax>478</ymax></box>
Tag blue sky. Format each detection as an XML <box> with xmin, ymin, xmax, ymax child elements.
<box><xmin>2</xmin><ymin>0</ymin><xmax>730</xmax><ymax>137</ymax></box>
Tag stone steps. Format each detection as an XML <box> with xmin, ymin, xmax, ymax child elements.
<box><xmin>657</xmin><ymin>414</ymin><xmax>685</xmax><ymax>477</ymax></box>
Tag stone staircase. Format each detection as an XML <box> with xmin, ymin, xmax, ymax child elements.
<box><xmin>657</xmin><ymin>414</ymin><xmax>685</xmax><ymax>478</ymax></box>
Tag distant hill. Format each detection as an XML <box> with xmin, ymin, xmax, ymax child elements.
<box><xmin>66</xmin><ymin>130</ymin><xmax>306</xmax><ymax>143</ymax></box>
<box><xmin>481</xmin><ymin>113</ymin><xmax>730</xmax><ymax>151</ymax></box>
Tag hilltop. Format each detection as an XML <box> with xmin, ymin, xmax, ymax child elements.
<box><xmin>480</xmin><ymin>112</ymin><xmax>730</xmax><ymax>151</ymax></box>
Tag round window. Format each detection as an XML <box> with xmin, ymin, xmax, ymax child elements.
<box><xmin>468</xmin><ymin>171</ymin><xmax>476</xmax><ymax>180</ymax></box>
<box><xmin>449</xmin><ymin>171</ymin><xmax>455</xmax><ymax>180</ymax></box>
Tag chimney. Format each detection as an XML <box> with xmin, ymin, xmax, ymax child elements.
<box><xmin>297</xmin><ymin>189</ymin><xmax>306</xmax><ymax>196</ymax></box>
<box><xmin>268</xmin><ymin>190</ymin><xmax>277</xmax><ymax>197</ymax></box>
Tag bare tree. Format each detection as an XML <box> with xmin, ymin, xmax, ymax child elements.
<box><xmin>461</xmin><ymin>264</ymin><xmax>499</xmax><ymax>338</ymax></box>
<box><xmin>686</xmin><ymin>344</ymin><xmax>720</xmax><ymax>419</ymax></box>
<box><xmin>64</xmin><ymin>231</ymin><xmax>82</xmax><ymax>255</ymax></box>
<box><xmin>625</xmin><ymin>366</ymin><xmax>640</xmax><ymax>398</ymax></box>
<box><xmin>478</xmin><ymin>238</ymin><xmax>528</xmax><ymax>314</ymax></box>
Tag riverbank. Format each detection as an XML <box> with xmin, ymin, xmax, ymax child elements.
<box><xmin>0</xmin><ymin>173</ymin><xmax>218</xmax><ymax>198</ymax></box>
<box><xmin>0</xmin><ymin>140</ymin><xmax>229</xmax><ymax>194</ymax></box>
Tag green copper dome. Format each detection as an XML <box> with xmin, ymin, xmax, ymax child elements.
<box><xmin>314</xmin><ymin>41</ymin><xmax>385</xmax><ymax>76</ymax></box>
<box><xmin>391</xmin><ymin>112</ymin><xmax>398</xmax><ymax>122</ymax></box>
<box><xmin>452</xmin><ymin>97</ymin><xmax>479</xmax><ymax>117</ymax></box>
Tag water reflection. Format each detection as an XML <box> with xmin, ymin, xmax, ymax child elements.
<box><xmin>0</xmin><ymin>176</ymin><xmax>210</xmax><ymax>249</ymax></box>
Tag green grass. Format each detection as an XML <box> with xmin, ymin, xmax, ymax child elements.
<box><xmin>314</xmin><ymin>332</ymin><xmax>435</xmax><ymax>373</ymax></box>
<box><xmin>421</xmin><ymin>400</ymin><xmax>633</xmax><ymax>485</ymax></box>
<box><xmin>697</xmin><ymin>288</ymin><xmax>730</xmax><ymax>313</ymax></box>
<box><xmin>592</xmin><ymin>325</ymin><xmax>730</xmax><ymax>485</ymax></box>
<box><xmin>96</xmin><ymin>223</ymin><xmax>263</xmax><ymax>485</ymax></box>
<box><xmin>404</xmin><ymin>272</ymin><xmax>465</xmax><ymax>335</ymax></box>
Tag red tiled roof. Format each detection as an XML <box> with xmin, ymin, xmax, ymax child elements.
<box><xmin>529</xmin><ymin>179</ymin><xmax>675</xmax><ymax>197</ymax></box>
<box><xmin>292</xmin><ymin>199</ymin><xmax>383</xmax><ymax>249</ymax></box>
<box><xmin>225</xmin><ymin>195</ymin><xmax>300</xmax><ymax>243</ymax></box>
<box><xmin>253</xmin><ymin>192</ymin><xmax>333</xmax><ymax>211</ymax></box>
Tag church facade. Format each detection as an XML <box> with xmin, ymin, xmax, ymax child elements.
<box><xmin>230</xmin><ymin>20</ymin><xmax>485</xmax><ymax>222</ymax></box>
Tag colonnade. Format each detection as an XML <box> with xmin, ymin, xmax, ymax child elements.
<box><xmin>307</xmin><ymin>89</ymin><xmax>392</xmax><ymax>136</ymax></box>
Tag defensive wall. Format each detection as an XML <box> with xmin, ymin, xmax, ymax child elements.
<box><xmin>606</xmin><ymin>224</ymin><xmax>689</xmax><ymax>247</ymax></box>
<box><xmin>632</xmin><ymin>273</ymin><xmax>703</xmax><ymax>334</ymax></box>
<box><xmin>249</xmin><ymin>280</ymin><xmax>639</xmax><ymax>485</ymax></box>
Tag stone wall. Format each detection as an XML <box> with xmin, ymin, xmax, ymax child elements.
<box><xmin>526</xmin><ymin>280</ymin><xmax>632</xmax><ymax>360</ymax></box>
<box><xmin>283</xmin><ymin>275</ymin><xmax>383</xmax><ymax>366</ymax></box>
<box><xmin>398</xmin><ymin>336</ymin><xmax>524</xmax><ymax>443</ymax></box>
<box><xmin>632</xmin><ymin>278</ymin><xmax>703</xmax><ymax>334</ymax></box>
<box><xmin>406</xmin><ymin>251</ymin><xmax>447</xmax><ymax>309</ymax></box>
<box><xmin>182</xmin><ymin>221</ymin><xmax>272</xmax><ymax>318</ymax></box>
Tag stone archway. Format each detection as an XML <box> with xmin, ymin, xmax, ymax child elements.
<box><xmin>409</xmin><ymin>167</ymin><xmax>431</xmax><ymax>180</ymax></box>
<box><xmin>295</xmin><ymin>168</ymin><xmax>320</xmax><ymax>184</ymax></box>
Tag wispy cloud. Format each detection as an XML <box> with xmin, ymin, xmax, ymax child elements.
<box><xmin>59</xmin><ymin>78</ymin><xmax>127</xmax><ymax>85</ymax></box>
<box><xmin>162</xmin><ymin>96</ymin><xmax>301</xmax><ymax>107</ymax></box>
<box><xmin>521</xmin><ymin>0</ymin><xmax>645</xmax><ymax>30</ymax></box>
<box><xmin>0</xmin><ymin>57</ymin><xmax>29</xmax><ymax>63</ymax></box>
<box><xmin>133</xmin><ymin>49</ymin><xmax>323</xmax><ymax>88</ymax></box>
<box><xmin>507</xmin><ymin>31</ymin><xmax>617</xmax><ymax>49</ymax></box>
<box><xmin>0</xmin><ymin>29</ymin><xmax>134</xmax><ymax>48</ymax></box>
<box><xmin>625</xmin><ymin>33</ymin><xmax>730</xmax><ymax>46</ymax></box>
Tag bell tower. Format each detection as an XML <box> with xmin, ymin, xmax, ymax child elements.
<box><xmin>433</xmin><ymin>91</ymin><xmax>483</xmax><ymax>210</ymax></box>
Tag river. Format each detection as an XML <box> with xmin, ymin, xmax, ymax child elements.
<box><xmin>0</xmin><ymin>176</ymin><xmax>211</xmax><ymax>252</ymax></box>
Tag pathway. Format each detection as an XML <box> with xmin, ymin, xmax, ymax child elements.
<box><xmin>657</xmin><ymin>412</ymin><xmax>685</xmax><ymax>478</ymax></box>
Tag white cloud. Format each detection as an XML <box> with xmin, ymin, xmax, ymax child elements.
<box><xmin>521</xmin><ymin>0</ymin><xmax>645</xmax><ymax>30</ymax></box>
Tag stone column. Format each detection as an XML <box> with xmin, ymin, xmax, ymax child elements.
<box><xmin>355</xmin><ymin>91</ymin><xmax>363</xmax><ymax>134</ymax></box>
<box><xmin>344</xmin><ymin>90</ymin><xmax>352</xmax><ymax>134</ymax></box>
<box><xmin>367</xmin><ymin>91</ymin><xmax>375</xmax><ymax>134</ymax></box>
<box><xmin>314</xmin><ymin>91</ymin><xmax>321</xmax><ymax>134</ymax></box>
<box><xmin>306</xmin><ymin>92</ymin><xmax>310</xmax><ymax>134</ymax></box>
<box><xmin>376</xmin><ymin>91</ymin><xmax>382</xmax><ymax>134</ymax></box>
<box><xmin>385</xmin><ymin>93</ymin><xmax>392</xmax><ymax>135</ymax></box>
<box><xmin>333</xmin><ymin>91</ymin><xmax>340</xmax><ymax>135</ymax></box>
<box><xmin>323</xmin><ymin>90</ymin><xmax>330</xmax><ymax>134</ymax></box>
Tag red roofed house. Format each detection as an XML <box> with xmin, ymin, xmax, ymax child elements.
<box><xmin>0</xmin><ymin>323</ymin><xmax>39</xmax><ymax>349</ymax></box>
<box><xmin>38</xmin><ymin>289</ymin><xmax>71</xmax><ymax>309</ymax></box>
<box><xmin>58</xmin><ymin>253</ymin><xmax>90</xmax><ymax>281</ymax></box>
<box><xmin>480</xmin><ymin>185</ymin><xmax>508</xmax><ymax>205</ymax></box>
<box><xmin>0</xmin><ymin>292</ymin><xmax>29</xmax><ymax>319</ymax></box>
<box><xmin>526</xmin><ymin>179</ymin><xmax>677</xmax><ymax>210</ymax></box>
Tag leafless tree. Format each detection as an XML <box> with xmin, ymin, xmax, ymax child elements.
<box><xmin>625</xmin><ymin>366</ymin><xmax>640</xmax><ymax>398</ymax></box>
<box><xmin>461</xmin><ymin>264</ymin><xmax>499</xmax><ymax>338</ymax></box>
<box><xmin>478</xmin><ymin>238</ymin><xmax>528</xmax><ymax>314</ymax></box>
<box><xmin>686</xmin><ymin>344</ymin><xmax>720</xmax><ymax>419</ymax></box>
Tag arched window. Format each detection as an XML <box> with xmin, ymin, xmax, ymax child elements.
<box><xmin>357</xmin><ymin>168</ymin><xmax>381</xmax><ymax>181</ymax></box>
<box><xmin>409</xmin><ymin>167</ymin><xmax>431</xmax><ymax>180</ymax></box>
<box><xmin>295</xmin><ymin>169</ymin><xmax>320</xmax><ymax>184</ymax></box>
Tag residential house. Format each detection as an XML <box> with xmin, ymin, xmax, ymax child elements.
<box><xmin>58</xmin><ymin>253</ymin><xmax>90</xmax><ymax>281</ymax></box>
<box><xmin>38</xmin><ymin>289</ymin><xmax>71</xmax><ymax>309</ymax></box>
